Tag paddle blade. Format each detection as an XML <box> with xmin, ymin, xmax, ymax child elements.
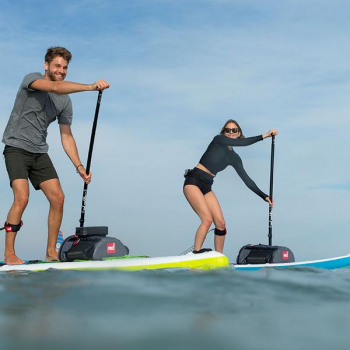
<box><xmin>55</xmin><ymin>230</ymin><xmax>64</xmax><ymax>253</ymax></box>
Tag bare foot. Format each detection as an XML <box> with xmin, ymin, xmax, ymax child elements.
<box><xmin>4</xmin><ymin>253</ymin><xmax>25</xmax><ymax>265</ymax></box>
<box><xmin>45</xmin><ymin>252</ymin><xmax>59</xmax><ymax>262</ymax></box>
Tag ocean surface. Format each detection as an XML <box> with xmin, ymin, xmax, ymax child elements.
<box><xmin>1</xmin><ymin>266</ymin><xmax>350</xmax><ymax>350</ymax></box>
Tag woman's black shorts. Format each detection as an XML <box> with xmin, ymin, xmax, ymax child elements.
<box><xmin>183</xmin><ymin>167</ymin><xmax>214</xmax><ymax>195</ymax></box>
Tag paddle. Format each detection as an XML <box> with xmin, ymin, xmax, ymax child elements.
<box><xmin>58</xmin><ymin>91</ymin><xmax>108</xmax><ymax>261</ymax></box>
<box><xmin>55</xmin><ymin>230</ymin><xmax>64</xmax><ymax>252</ymax></box>
<box><xmin>79</xmin><ymin>91</ymin><xmax>103</xmax><ymax>229</ymax></box>
<box><xmin>268</xmin><ymin>135</ymin><xmax>275</xmax><ymax>246</ymax></box>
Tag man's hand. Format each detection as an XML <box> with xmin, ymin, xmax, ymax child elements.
<box><xmin>77</xmin><ymin>166</ymin><xmax>92</xmax><ymax>184</ymax></box>
<box><xmin>92</xmin><ymin>79</ymin><xmax>110</xmax><ymax>91</ymax></box>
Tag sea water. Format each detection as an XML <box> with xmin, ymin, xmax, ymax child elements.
<box><xmin>1</xmin><ymin>267</ymin><xmax>350</xmax><ymax>350</ymax></box>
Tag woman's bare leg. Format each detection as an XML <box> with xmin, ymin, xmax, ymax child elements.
<box><xmin>184</xmin><ymin>185</ymin><xmax>213</xmax><ymax>251</ymax></box>
<box><xmin>204</xmin><ymin>191</ymin><xmax>226</xmax><ymax>253</ymax></box>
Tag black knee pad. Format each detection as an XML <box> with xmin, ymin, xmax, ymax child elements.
<box><xmin>0</xmin><ymin>221</ymin><xmax>23</xmax><ymax>233</ymax></box>
<box><xmin>214</xmin><ymin>228</ymin><xmax>227</xmax><ymax>236</ymax></box>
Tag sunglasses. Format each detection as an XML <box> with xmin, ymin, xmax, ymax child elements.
<box><xmin>224</xmin><ymin>127</ymin><xmax>239</xmax><ymax>133</ymax></box>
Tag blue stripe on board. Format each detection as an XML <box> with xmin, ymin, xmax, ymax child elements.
<box><xmin>233</xmin><ymin>255</ymin><xmax>350</xmax><ymax>271</ymax></box>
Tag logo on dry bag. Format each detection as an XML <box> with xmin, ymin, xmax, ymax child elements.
<box><xmin>283</xmin><ymin>251</ymin><xmax>289</xmax><ymax>260</ymax></box>
<box><xmin>107</xmin><ymin>243</ymin><xmax>116</xmax><ymax>254</ymax></box>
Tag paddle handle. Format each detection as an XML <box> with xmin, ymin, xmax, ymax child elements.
<box><xmin>268</xmin><ymin>135</ymin><xmax>275</xmax><ymax>246</ymax></box>
<box><xmin>79</xmin><ymin>91</ymin><xmax>103</xmax><ymax>228</ymax></box>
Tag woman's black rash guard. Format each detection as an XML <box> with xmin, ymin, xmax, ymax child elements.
<box><xmin>199</xmin><ymin>134</ymin><xmax>268</xmax><ymax>200</ymax></box>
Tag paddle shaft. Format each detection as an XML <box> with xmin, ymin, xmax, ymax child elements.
<box><xmin>79</xmin><ymin>91</ymin><xmax>103</xmax><ymax>228</ymax></box>
<box><xmin>268</xmin><ymin>135</ymin><xmax>275</xmax><ymax>246</ymax></box>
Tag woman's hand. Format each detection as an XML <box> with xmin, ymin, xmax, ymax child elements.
<box><xmin>265</xmin><ymin>196</ymin><xmax>274</xmax><ymax>207</ymax></box>
<box><xmin>263</xmin><ymin>129</ymin><xmax>278</xmax><ymax>139</ymax></box>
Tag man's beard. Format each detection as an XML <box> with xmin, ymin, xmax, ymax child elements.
<box><xmin>47</xmin><ymin>69</ymin><xmax>64</xmax><ymax>81</ymax></box>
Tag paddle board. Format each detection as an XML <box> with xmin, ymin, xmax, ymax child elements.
<box><xmin>0</xmin><ymin>251</ymin><xmax>230</xmax><ymax>272</ymax></box>
<box><xmin>233</xmin><ymin>254</ymin><xmax>350</xmax><ymax>270</ymax></box>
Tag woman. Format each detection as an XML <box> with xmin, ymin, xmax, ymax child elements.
<box><xmin>183</xmin><ymin>119</ymin><xmax>278</xmax><ymax>254</ymax></box>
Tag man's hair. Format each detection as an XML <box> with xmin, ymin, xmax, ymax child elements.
<box><xmin>45</xmin><ymin>47</ymin><xmax>72</xmax><ymax>64</ymax></box>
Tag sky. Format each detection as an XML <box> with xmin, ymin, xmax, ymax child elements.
<box><xmin>0</xmin><ymin>0</ymin><xmax>349</xmax><ymax>262</ymax></box>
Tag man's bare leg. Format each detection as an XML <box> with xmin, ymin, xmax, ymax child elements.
<box><xmin>4</xmin><ymin>179</ymin><xmax>30</xmax><ymax>265</ymax></box>
<box><xmin>40</xmin><ymin>179</ymin><xmax>65</xmax><ymax>261</ymax></box>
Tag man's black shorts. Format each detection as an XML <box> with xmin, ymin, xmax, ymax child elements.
<box><xmin>3</xmin><ymin>146</ymin><xmax>58</xmax><ymax>190</ymax></box>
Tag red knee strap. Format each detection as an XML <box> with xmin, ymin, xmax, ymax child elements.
<box><xmin>0</xmin><ymin>221</ymin><xmax>23</xmax><ymax>232</ymax></box>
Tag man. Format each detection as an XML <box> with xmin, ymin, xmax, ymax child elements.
<box><xmin>1</xmin><ymin>46</ymin><xmax>110</xmax><ymax>265</ymax></box>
